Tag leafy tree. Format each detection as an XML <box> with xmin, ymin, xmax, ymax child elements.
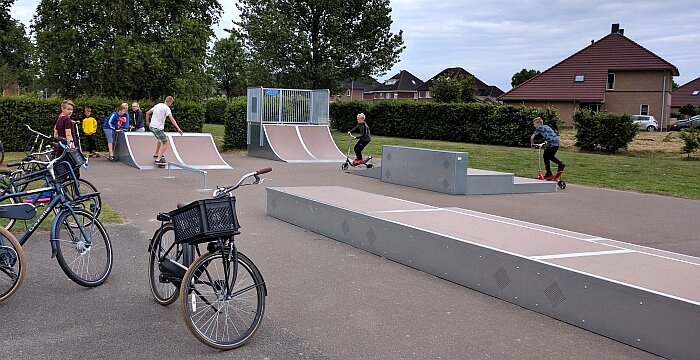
<box><xmin>208</xmin><ymin>36</ymin><xmax>272</xmax><ymax>97</ymax></box>
<box><xmin>511</xmin><ymin>68</ymin><xmax>541</xmax><ymax>88</ymax></box>
<box><xmin>32</xmin><ymin>0</ymin><xmax>221</xmax><ymax>100</ymax></box>
<box><xmin>430</xmin><ymin>76</ymin><xmax>477</xmax><ymax>103</ymax></box>
<box><xmin>0</xmin><ymin>0</ymin><xmax>33</xmax><ymax>91</ymax></box>
<box><xmin>232</xmin><ymin>0</ymin><xmax>404</xmax><ymax>92</ymax></box>
<box><xmin>679</xmin><ymin>104</ymin><xmax>699</xmax><ymax>117</ymax></box>
<box><xmin>672</xmin><ymin>80</ymin><xmax>680</xmax><ymax>90</ymax></box>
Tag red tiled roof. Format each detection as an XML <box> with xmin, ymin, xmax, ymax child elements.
<box><xmin>499</xmin><ymin>33</ymin><xmax>679</xmax><ymax>102</ymax></box>
<box><xmin>671</xmin><ymin>77</ymin><xmax>700</xmax><ymax>107</ymax></box>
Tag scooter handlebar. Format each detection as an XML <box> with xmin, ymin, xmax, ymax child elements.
<box><xmin>256</xmin><ymin>167</ymin><xmax>272</xmax><ymax>175</ymax></box>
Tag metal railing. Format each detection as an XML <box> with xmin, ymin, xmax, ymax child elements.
<box><xmin>164</xmin><ymin>162</ymin><xmax>210</xmax><ymax>191</ymax></box>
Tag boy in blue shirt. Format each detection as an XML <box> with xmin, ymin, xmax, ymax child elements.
<box><xmin>530</xmin><ymin>117</ymin><xmax>565</xmax><ymax>177</ymax></box>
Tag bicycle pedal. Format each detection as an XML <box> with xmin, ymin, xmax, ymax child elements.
<box><xmin>158</xmin><ymin>274</ymin><xmax>171</xmax><ymax>283</ymax></box>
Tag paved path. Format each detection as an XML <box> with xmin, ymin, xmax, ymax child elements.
<box><xmin>2</xmin><ymin>153</ymin><xmax>697</xmax><ymax>359</ymax></box>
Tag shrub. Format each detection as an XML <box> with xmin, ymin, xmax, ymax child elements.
<box><xmin>223</xmin><ymin>97</ymin><xmax>247</xmax><ymax>149</ymax></box>
<box><xmin>205</xmin><ymin>97</ymin><xmax>229</xmax><ymax>124</ymax></box>
<box><xmin>574</xmin><ymin>110</ymin><xmax>637</xmax><ymax>153</ymax></box>
<box><xmin>329</xmin><ymin>100</ymin><xmax>373</xmax><ymax>131</ymax></box>
<box><xmin>678</xmin><ymin>125</ymin><xmax>700</xmax><ymax>158</ymax></box>
<box><xmin>0</xmin><ymin>96</ymin><xmax>204</xmax><ymax>152</ymax></box>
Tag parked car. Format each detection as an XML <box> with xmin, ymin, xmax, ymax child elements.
<box><xmin>631</xmin><ymin>115</ymin><xmax>658</xmax><ymax>132</ymax></box>
<box><xmin>670</xmin><ymin>115</ymin><xmax>700</xmax><ymax>131</ymax></box>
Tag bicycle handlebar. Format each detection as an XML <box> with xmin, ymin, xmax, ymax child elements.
<box><xmin>24</xmin><ymin>124</ymin><xmax>52</xmax><ymax>139</ymax></box>
<box><xmin>213</xmin><ymin>167</ymin><xmax>272</xmax><ymax>198</ymax></box>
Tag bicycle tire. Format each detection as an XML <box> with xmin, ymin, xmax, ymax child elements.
<box><xmin>58</xmin><ymin>178</ymin><xmax>102</xmax><ymax>219</ymax></box>
<box><xmin>148</xmin><ymin>223</ymin><xmax>182</xmax><ymax>305</ymax></box>
<box><xmin>180</xmin><ymin>250</ymin><xmax>266</xmax><ymax>350</ymax></box>
<box><xmin>54</xmin><ymin>208</ymin><xmax>113</xmax><ymax>287</ymax></box>
<box><xmin>0</xmin><ymin>186</ymin><xmax>17</xmax><ymax>231</ymax></box>
<box><xmin>0</xmin><ymin>227</ymin><xmax>26</xmax><ymax>302</ymax></box>
<box><xmin>0</xmin><ymin>138</ymin><xmax>4</xmax><ymax>165</ymax></box>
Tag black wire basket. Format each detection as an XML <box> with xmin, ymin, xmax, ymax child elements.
<box><xmin>169</xmin><ymin>196</ymin><xmax>241</xmax><ymax>244</ymax></box>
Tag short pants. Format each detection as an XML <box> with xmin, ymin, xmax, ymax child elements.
<box><xmin>103</xmin><ymin>128</ymin><xmax>115</xmax><ymax>144</ymax></box>
<box><xmin>151</xmin><ymin>127</ymin><xmax>167</xmax><ymax>143</ymax></box>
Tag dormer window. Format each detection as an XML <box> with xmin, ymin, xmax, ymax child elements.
<box><xmin>692</xmin><ymin>90</ymin><xmax>699</xmax><ymax>96</ymax></box>
<box><xmin>385</xmin><ymin>79</ymin><xmax>398</xmax><ymax>85</ymax></box>
<box><xmin>574</xmin><ymin>74</ymin><xmax>585</xmax><ymax>83</ymax></box>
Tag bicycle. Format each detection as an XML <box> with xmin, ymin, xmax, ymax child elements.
<box><xmin>0</xmin><ymin>141</ymin><xmax>112</xmax><ymax>287</ymax></box>
<box><xmin>1</xmin><ymin>145</ymin><xmax>101</xmax><ymax>231</ymax></box>
<box><xmin>0</xmin><ymin>133</ymin><xmax>4</xmax><ymax>165</ymax></box>
<box><xmin>148</xmin><ymin>167</ymin><xmax>271</xmax><ymax>350</ymax></box>
<box><xmin>0</xmin><ymin>203</ymin><xmax>33</xmax><ymax>302</ymax></box>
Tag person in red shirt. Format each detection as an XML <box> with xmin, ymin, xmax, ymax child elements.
<box><xmin>54</xmin><ymin>100</ymin><xmax>76</xmax><ymax>148</ymax></box>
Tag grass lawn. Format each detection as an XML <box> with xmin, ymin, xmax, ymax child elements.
<box><xmin>331</xmin><ymin>130</ymin><xmax>700</xmax><ymax>200</ymax></box>
<box><xmin>2</xmin><ymin>152</ymin><xmax>124</xmax><ymax>232</ymax></box>
<box><xmin>203</xmin><ymin>123</ymin><xmax>225</xmax><ymax>149</ymax></box>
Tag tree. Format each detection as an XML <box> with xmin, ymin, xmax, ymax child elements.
<box><xmin>32</xmin><ymin>0</ymin><xmax>221</xmax><ymax>100</ymax></box>
<box><xmin>511</xmin><ymin>68</ymin><xmax>541</xmax><ymax>88</ymax></box>
<box><xmin>430</xmin><ymin>76</ymin><xmax>477</xmax><ymax>103</ymax></box>
<box><xmin>232</xmin><ymin>0</ymin><xmax>404</xmax><ymax>92</ymax></box>
<box><xmin>672</xmin><ymin>80</ymin><xmax>680</xmax><ymax>90</ymax></box>
<box><xmin>0</xmin><ymin>0</ymin><xmax>33</xmax><ymax>91</ymax></box>
<box><xmin>679</xmin><ymin>104</ymin><xmax>699</xmax><ymax>117</ymax></box>
<box><xmin>208</xmin><ymin>36</ymin><xmax>273</xmax><ymax>97</ymax></box>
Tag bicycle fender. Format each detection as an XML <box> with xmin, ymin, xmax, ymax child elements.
<box><xmin>49</xmin><ymin>224</ymin><xmax>59</xmax><ymax>259</ymax></box>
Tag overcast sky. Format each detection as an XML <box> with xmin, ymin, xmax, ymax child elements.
<box><xmin>11</xmin><ymin>0</ymin><xmax>700</xmax><ymax>91</ymax></box>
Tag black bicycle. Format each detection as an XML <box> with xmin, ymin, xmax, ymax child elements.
<box><xmin>148</xmin><ymin>167</ymin><xmax>271</xmax><ymax>350</ymax></box>
<box><xmin>0</xmin><ymin>206</ymin><xmax>31</xmax><ymax>302</ymax></box>
<box><xmin>0</xmin><ymin>143</ymin><xmax>112</xmax><ymax>287</ymax></box>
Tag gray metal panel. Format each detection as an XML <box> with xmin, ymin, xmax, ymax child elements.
<box><xmin>512</xmin><ymin>180</ymin><xmax>557</xmax><ymax>193</ymax></box>
<box><xmin>380</xmin><ymin>146</ymin><xmax>468</xmax><ymax>195</ymax></box>
<box><xmin>266</xmin><ymin>187</ymin><xmax>700</xmax><ymax>360</ymax></box>
<box><xmin>349</xmin><ymin>166</ymin><xmax>381</xmax><ymax>179</ymax></box>
<box><xmin>247</xmin><ymin>122</ymin><xmax>281</xmax><ymax>161</ymax></box>
<box><xmin>113</xmin><ymin>131</ymin><xmax>138</xmax><ymax>168</ymax></box>
<box><xmin>465</xmin><ymin>171</ymin><xmax>514</xmax><ymax>195</ymax></box>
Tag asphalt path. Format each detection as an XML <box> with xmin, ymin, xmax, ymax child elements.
<box><xmin>2</xmin><ymin>153</ymin><xmax>697</xmax><ymax>359</ymax></box>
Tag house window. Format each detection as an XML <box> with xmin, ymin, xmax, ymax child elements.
<box><xmin>425</xmin><ymin>91</ymin><xmax>431</xmax><ymax>98</ymax></box>
<box><xmin>574</xmin><ymin>74</ymin><xmax>585</xmax><ymax>83</ymax></box>
<box><xmin>346</xmin><ymin>89</ymin><xmax>350</xmax><ymax>97</ymax></box>
<box><xmin>692</xmin><ymin>90</ymin><xmax>699</xmax><ymax>96</ymax></box>
<box><xmin>640</xmin><ymin>104</ymin><xmax>649</xmax><ymax>115</ymax></box>
<box><xmin>413</xmin><ymin>92</ymin><xmax>418</xmax><ymax>100</ymax></box>
<box><xmin>607</xmin><ymin>73</ymin><xmax>615</xmax><ymax>90</ymax></box>
<box><xmin>394</xmin><ymin>93</ymin><xmax>398</xmax><ymax>99</ymax></box>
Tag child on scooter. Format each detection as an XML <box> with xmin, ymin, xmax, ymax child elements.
<box><xmin>530</xmin><ymin>117</ymin><xmax>565</xmax><ymax>177</ymax></box>
<box><xmin>348</xmin><ymin>113</ymin><xmax>371</xmax><ymax>165</ymax></box>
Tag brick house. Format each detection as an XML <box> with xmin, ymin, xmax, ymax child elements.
<box><xmin>363</xmin><ymin>70</ymin><xmax>423</xmax><ymax>101</ymax></box>
<box><xmin>670</xmin><ymin>76</ymin><xmax>700</xmax><ymax>116</ymax></box>
<box><xmin>416</xmin><ymin>67</ymin><xmax>504</xmax><ymax>103</ymax></box>
<box><xmin>499</xmin><ymin>24</ymin><xmax>679</xmax><ymax>127</ymax></box>
<box><xmin>331</xmin><ymin>78</ymin><xmax>380</xmax><ymax>102</ymax></box>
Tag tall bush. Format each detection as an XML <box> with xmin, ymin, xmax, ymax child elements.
<box><xmin>0</xmin><ymin>96</ymin><xmax>204</xmax><ymax>152</ymax></box>
<box><xmin>329</xmin><ymin>100</ymin><xmax>373</xmax><ymax>131</ymax></box>
<box><xmin>223</xmin><ymin>97</ymin><xmax>247</xmax><ymax>150</ymax></box>
<box><xmin>574</xmin><ymin>110</ymin><xmax>637</xmax><ymax>153</ymax></box>
<box><xmin>205</xmin><ymin>97</ymin><xmax>229</xmax><ymax>124</ymax></box>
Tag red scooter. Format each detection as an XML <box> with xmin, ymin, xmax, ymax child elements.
<box><xmin>533</xmin><ymin>142</ymin><xmax>566</xmax><ymax>189</ymax></box>
<box><xmin>341</xmin><ymin>134</ymin><xmax>373</xmax><ymax>170</ymax></box>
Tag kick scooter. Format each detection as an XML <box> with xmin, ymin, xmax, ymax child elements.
<box><xmin>533</xmin><ymin>142</ymin><xmax>566</xmax><ymax>189</ymax></box>
<box><xmin>341</xmin><ymin>133</ymin><xmax>373</xmax><ymax>170</ymax></box>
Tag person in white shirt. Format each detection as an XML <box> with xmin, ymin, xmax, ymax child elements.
<box><xmin>145</xmin><ymin>96</ymin><xmax>183</xmax><ymax>165</ymax></box>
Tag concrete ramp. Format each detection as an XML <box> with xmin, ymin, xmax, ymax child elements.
<box><xmin>297</xmin><ymin>125</ymin><xmax>346</xmax><ymax>161</ymax></box>
<box><xmin>248</xmin><ymin>123</ymin><xmax>345</xmax><ymax>163</ymax></box>
<box><xmin>114</xmin><ymin>132</ymin><xmax>231</xmax><ymax>170</ymax></box>
<box><xmin>169</xmin><ymin>133</ymin><xmax>231</xmax><ymax>170</ymax></box>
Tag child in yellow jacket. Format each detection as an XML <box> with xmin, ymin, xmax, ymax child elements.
<box><xmin>82</xmin><ymin>107</ymin><xmax>98</xmax><ymax>157</ymax></box>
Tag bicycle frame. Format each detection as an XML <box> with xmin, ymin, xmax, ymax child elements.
<box><xmin>0</xmin><ymin>165</ymin><xmax>99</xmax><ymax>257</ymax></box>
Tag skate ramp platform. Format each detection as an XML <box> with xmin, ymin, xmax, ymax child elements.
<box><xmin>248</xmin><ymin>123</ymin><xmax>345</xmax><ymax>163</ymax></box>
<box><xmin>267</xmin><ymin>186</ymin><xmax>700</xmax><ymax>360</ymax></box>
<box><xmin>114</xmin><ymin>132</ymin><xmax>231</xmax><ymax>170</ymax></box>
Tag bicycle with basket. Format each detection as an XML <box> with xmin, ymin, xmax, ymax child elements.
<box><xmin>148</xmin><ymin>167</ymin><xmax>271</xmax><ymax>350</ymax></box>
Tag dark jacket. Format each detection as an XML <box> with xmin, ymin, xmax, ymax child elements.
<box><xmin>350</xmin><ymin>122</ymin><xmax>371</xmax><ymax>142</ymax></box>
<box><xmin>132</xmin><ymin>109</ymin><xmax>144</xmax><ymax>129</ymax></box>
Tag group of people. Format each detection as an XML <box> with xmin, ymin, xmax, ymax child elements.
<box><xmin>53</xmin><ymin>96</ymin><xmax>183</xmax><ymax>165</ymax></box>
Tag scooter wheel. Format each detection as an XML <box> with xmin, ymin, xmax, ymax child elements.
<box><xmin>366</xmin><ymin>164</ymin><xmax>373</xmax><ymax>169</ymax></box>
<box><xmin>558</xmin><ymin>181</ymin><xmax>566</xmax><ymax>189</ymax></box>
<box><xmin>341</xmin><ymin>163</ymin><xmax>349</xmax><ymax>170</ymax></box>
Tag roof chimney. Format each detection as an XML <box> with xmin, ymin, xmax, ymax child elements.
<box><xmin>619</xmin><ymin>28</ymin><xmax>624</xmax><ymax>35</ymax></box>
<box><xmin>611</xmin><ymin>23</ymin><xmax>620</xmax><ymax>34</ymax></box>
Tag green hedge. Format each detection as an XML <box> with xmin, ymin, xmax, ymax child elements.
<box><xmin>0</xmin><ymin>96</ymin><xmax>204</xmax><ymax>152</ymax></box>
<box><xmin>223</xmin><ymin>97</ymin><xmax>247</xmax><ymax>150</ymax></box>
<box><xmin>205</xmin><ymin>97</ymin><xmax>229</xmax><ymax>124</ymax></box>
<box><xmin>573</xmin><ymin>109</ymin><xmax>637</xmax><ymax>153</ymax></box>
<box><xmin>329</xmin><ymin>100</ymin><xmax>559</xmax><ymax>147</ymax></box>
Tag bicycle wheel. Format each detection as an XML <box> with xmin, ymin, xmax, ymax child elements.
<box><xmin>149</xmin><ymin>223</ymin><xmax>182</xmax><ymax>305</ymax></box>
<box><xmin>0</xmin><ymin>227</ymin><xmax>26</xmax><ymax>302</ymax></box>
<box><xmin>180</xmin><ymin>250</ymin><xmax>266</xmax><ymax>350</ymax></box>
<box><xmin>0</xmin><ymin>188</ymin><xmax>17</xmax><ymax>230</ymax></box>
<box><xmin>59</xmin><ymin>178</ymin><xmax>102</xmax><ymax>219</ymax></box>
<box><xmin>54</xmin><ymin>209</ymin><xmax>113</xmax><ymax>287</ymax></box>
<box><xmin>0</xmin><ymin>138</ymin><xmax>4</xmax><ymax>165</ymax></box>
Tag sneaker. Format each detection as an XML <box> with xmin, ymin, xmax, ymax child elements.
<box><xmin>153</xmin><ymin>154</ymin><xmax>158</xmax><ymax>158</ymax></box>
<box><xmin>558</xmin><ymin>163</ymin><xmax>566</xmax><ymax>172</ymax></box>
<box><xmin>155</xmin><ymin>158</ymin><xmax>166</xmax><ymax>164</ymax></box>
<box><xmin>544</xmin><ymin>172</ymin><xmax>553</xmax><ymax>178</ymax></box>
<box><xmin>352</xmin><ymin>159</ymin><xmax>363</xmax><ymax>165</ymax></box>
<box><xmin>106</xmin><ymin>155</ymin><xmax>114</xmax><ymax>161</ymax></box>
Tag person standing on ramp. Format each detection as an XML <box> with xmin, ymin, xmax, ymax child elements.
<box><xmin>145</xmin><ymin>96</ymin><xmax>183</xmax><ymax>166</ymax></box>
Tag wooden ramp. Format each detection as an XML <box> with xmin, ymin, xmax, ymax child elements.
<box><xmin>114</xmin><ymin>132</ymin><xmax>231</xmax><ymax>170</ymax></box>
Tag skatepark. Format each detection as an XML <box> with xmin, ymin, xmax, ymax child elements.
<box><xmin>2</xmin><ymin>89</ymin><xmax>698</xmax><ymax>359</ymax></box>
